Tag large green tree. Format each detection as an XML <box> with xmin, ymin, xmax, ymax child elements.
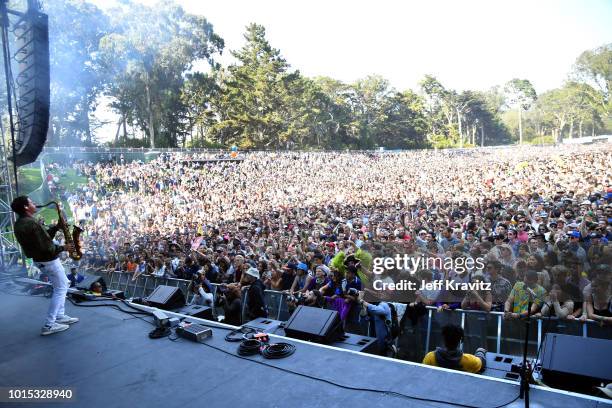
<box><xmin>43</xmin><ymin>0</ymin><xmax>109</xmax><ymax>146</ymax></box>
<box><xmin>504</xmin><ymin>79</ymin><xmax>537</xmax><ymax>144</ymax></box>
<box><xmin>211</xmin><ymin>23</ymin><xmax>304</xmax><ymax>148</ymax></box>
<box><xmin>98</xmin><ymin>0</ymin><xmax>223</xmax><ymax>147</ymax></box>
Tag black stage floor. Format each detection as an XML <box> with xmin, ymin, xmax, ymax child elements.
<box><xmin>0</xmin><ymin>293</ymin><xmax>609</xmax><ymax>408</ymax></box>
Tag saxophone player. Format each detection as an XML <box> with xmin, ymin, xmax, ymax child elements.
<box><xmin>11</xmin><ymin>196</ymin><xmax>80</xmax><ymax>336</ymax></box>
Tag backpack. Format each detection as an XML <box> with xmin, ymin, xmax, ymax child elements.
<box><xmin>387</xmin><ymin>303</ymin><xmax>400</xmax><ymax>339</ymax></box>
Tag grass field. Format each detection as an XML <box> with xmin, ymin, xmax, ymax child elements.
<box><xmin>17</xmin><ymin>166</ymin><xmax>88</xmax><ymax>225</ymax></box>
<box><xmin>17</xmin><ymin>167</ymin><xmax>43</xmax><ymax>194</ymax></box>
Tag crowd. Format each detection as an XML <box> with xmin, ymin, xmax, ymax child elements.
<box><xmin>38</xmin><ymin>144</ymin><xmax>611</xmax><ymax>355</ymax></box>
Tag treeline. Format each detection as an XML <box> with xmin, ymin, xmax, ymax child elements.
<box><xmin>34</xmin><ymin>0</ymin><xmax>612</xmax><ymax>149</ymax></box>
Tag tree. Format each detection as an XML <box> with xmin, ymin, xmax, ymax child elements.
<box><xmin>43</xmin><ymin>0</ymin><xmax>109</xmax><ymax>146</ymax></box>
<box><xmin>504</xmin><ymin>79</ymin><xmax>537</xmax><ymax>144</ymax></box>
<box><xmin>375</xmin><ymin>90</ymin><xmax>428</xmax><ymax>149</ymax></box>
<box><xmin>573</xmin><ymin>43</ymin><xmax>611</xmax><ymax>117</ymax></box>
<box><xmin>98</xmin><ymin>0</ymin><xmax>223</xmax><ymax>147</ymax></box>
<box><xmin>211</xmin><ymin>23</ymin><xmax>304</xmax><ymax>148</ymax></box>
<box><xmin>346</xmin><ymin>75</ymin><xmax>393</xmax><ymax>148</ymax></box>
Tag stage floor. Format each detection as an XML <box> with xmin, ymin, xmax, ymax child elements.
<box><xmin>0</xmin><ymin>292</ymin><xmax>608</xmax><ymax>408</ymax></box>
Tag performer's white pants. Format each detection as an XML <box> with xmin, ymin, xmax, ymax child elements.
<box><xmin>36</xmin><ymin>259</ymin><xmax>69</xmax><ymax>327</ymax></box>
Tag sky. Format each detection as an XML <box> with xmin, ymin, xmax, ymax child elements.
<box><xmin>122</xmin><ymin>0</ymin><xmax>612</xmax><ymax>94</ymax></box>
<box><xmin>90</xmin><ymin>0</ymin><xmax>611</xmax><ymax>142</ymax></box>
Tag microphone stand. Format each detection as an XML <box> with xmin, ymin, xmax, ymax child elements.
<box><xmin>519</xmin><ymin>295</ymin><xmax>532</xmax><ymax>408</ymax></box>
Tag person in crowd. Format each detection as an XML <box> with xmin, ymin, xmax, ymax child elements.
<box><xmin>36</xmin><ymin>146</ymin><xmax>610</xmax><ymax>346</ymax></box>
<box><xmin>535</xmin><ymin>283</ymin><xmax>575</xmax><ymax>319</ymax></box>
<box><xmin>289</xmin><ymin>262</ymin><xmax>314</xmax><ymax>294</ymax></box>
<box><xmin>484</xmin><ymin>261</ymin><xmax>512</xmax><ymax>311</ymax></box>
<box><xmin>358</xmin><ymin>291</ymin><xmax>395</xmax><ymax>356</ymax></box>
<box><xmin>461</xmin><ymin>273</ymin><xmax>492</xmax><ymax>311</ymax></box>
<box><xmin>189</xmin><ymin>272</ymin><xmax>214</xmax><ymax>306</ymax></box>
<box><xmin>422</xmin><ymin>324</ymin><xmax>487</xmax><ymax>373</ymax></box>
<box><xmin>504</xmin><ymin>270</ymin><xmax>546</xmax><ymax>318</ymax></box>
<box><xmin>243</xmin><ymin>267</ymin><xmax>267</xmax><ymax>320</ymax></box>
<box><xmin>584</xmin><ymin>275</ymin><xmax>612</xmax><ymax>325</ymax></box>
<box><xmin>67</xmin><ymin>267</ymin><xmax>84</xmax><ymax>288</ymax></box>
<box><xmin>216</xmin><ymin>283</ymin><xmax>242</xmax><ymax>326</ymax></box>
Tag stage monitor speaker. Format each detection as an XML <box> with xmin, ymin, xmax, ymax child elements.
<box><xmin>76</xmin><ymin>275</ymin><xmax>106</xmax><ymax>292</ymax></box>
<box><xmin>332</xmin><ymin>333</ymin><xmax>378</xmax><ymax>354</ymax></box>
<box><xmin>12</xmin><ymin>11</ymin><xmax>50</xmax><ymax>166</ymax></box>
<box><xmin>146</xmin><ymin>285</ymin><xmax>185</xmax><ymax>310</ymax></box>
<box><xmin>540</xmin><ymin>333</ymin><xmax>612</xmax><ymax>393</ymax></box>
<box><xmin>176</xmin><ymin>304</ymin><xmax>214</xmax><ymax>321</ymax></box>
<box><xmin>284</xmin><ymin>306</ymin><xmax>343</xmax><ymax>344</ymax></box>
<box><xmin>244</xmin><ymin>317</ymin><xmax>285</xmax><ymax>335</ymax></box>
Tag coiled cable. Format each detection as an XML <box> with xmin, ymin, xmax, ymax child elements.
<box><xmin>261</xmin><ymin>343</ymin><xmax>296</xmax><ymax>359</ymax></box>
<box><xmin>237</xmin><ymin>339</ymin><xmax>261</xmax><ymax>356</ymax></box>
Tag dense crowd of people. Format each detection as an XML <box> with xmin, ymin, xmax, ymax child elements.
<box><xmin>39</xmin><ymin>144</ymin><xmax>611</xmax><ymax>354</ymax></box>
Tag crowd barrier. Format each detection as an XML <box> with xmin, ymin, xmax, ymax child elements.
<box><xmin>94</xmin><ymin>270</ymin><xmax>611</xmax><ymax>361</ymax></box>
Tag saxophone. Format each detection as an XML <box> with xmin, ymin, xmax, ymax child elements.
<box><xmin>36</xmin><ymin>201</ymin><xmax>83</xmax><ymax>260</ymax></box>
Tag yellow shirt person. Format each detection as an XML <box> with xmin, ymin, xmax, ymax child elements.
<box><xmin>422</xmin><ymin>324</ymin><xmax>486</xmax><ymax>374</ymax></box>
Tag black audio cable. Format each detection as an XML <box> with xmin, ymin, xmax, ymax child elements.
<box><xmin>261</xmin><ymin>343</ymin><xmax>296</xmax><ymax>359</ymax></box>
<box><xmin>237</xmin><ymin>339</ymin><xmax>262</xmax><ymax>356</ymax></box>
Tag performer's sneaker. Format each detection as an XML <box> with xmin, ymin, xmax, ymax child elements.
<box><xmin>41</xmin><ymin>323</ymin><xmax>70</xmax><ymax>336</ymax></box>
<box><xmin>56</xmin><ymin>315</ymin><xmax>79</xmax><ymax>325</ymax></box>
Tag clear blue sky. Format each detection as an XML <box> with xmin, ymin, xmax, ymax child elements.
<box><xmin>144</xmin><ymin>0</ymin><xmax>612</xmax><ymax>94</ymax></box>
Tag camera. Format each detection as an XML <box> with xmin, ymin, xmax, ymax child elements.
<box><xmin>287</xmin><ymin>292</ymin><xmax>304</xmax><ymax>304</ymax></box>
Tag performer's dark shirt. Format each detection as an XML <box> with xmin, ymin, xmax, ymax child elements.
<box><xmin>14</xmin><ymin>216</ymin><xmax>62</xmax><ymax>262</ymax></box>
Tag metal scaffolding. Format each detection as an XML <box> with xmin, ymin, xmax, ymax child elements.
<box><xmin>0</xmin><ymin>0</ymin><xmax>22</xmax><ymax>269</ymax></box>
<box><xmin>0</xmin><ymin>126</ymin><xmax>20</xmax><ymax>268</ymax></box>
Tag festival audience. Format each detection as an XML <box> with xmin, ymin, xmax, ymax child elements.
<box><xmin>36</xmin><ymin>145</ymin><xmax>610</xmax><ymax>336</ymax></box>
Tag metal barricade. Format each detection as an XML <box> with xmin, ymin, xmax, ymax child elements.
<box><xmin>498</xmin><ymin>316</ymin><xmax>539</xmax><ymax>357</ymax></box>
<box><xmin>427</xmin><ymin>308</ymin><xmax>463</xmax><ymax>351</ymax></box>
<box><xmin>88</xmin><ymin>271</ymin><xmax>612</xmax><ymax>359</ymax></box>
<box><xmin>585</xmin><ymin>320</ymin><xmax>612</xmax><ymax>339</ymax></box>
<box><xmin>462</xmin><ymin>311</ymin><xmax>496</xmax><ymax>354</ymax></box>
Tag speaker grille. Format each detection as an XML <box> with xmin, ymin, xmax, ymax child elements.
<box><xmin>12</xmin><ymin>11</ymin><xmax>50</xmax><ymax>166</ymax></box>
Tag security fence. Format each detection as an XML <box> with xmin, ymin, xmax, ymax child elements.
<box><xmin>94</xmin><ymin>270</ymin><xmax>611</xmax><ymax>361</ymax></box>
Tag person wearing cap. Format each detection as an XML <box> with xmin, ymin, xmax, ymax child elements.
<box><xmin>290</xmin><ymin>262</ymin><xmax>314</xmax><ymax>294</ymax></box>
<box><xmin>243</xmin><ymin>266</ymin><xmax>267</xmax><ymax>320</ymax></box>
<box><xmin>504</xmin><ymin>270</ymin><xmax>546</xmax><ymax>318</ymax></box>
<box><xmin>566</xmin><ymin>230</ymin><xmax>588</xmax><ymax>269</ymax></box>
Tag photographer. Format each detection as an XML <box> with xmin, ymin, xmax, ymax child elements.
<box><xmin>216</xmin><ymin>283</ymin><xmax>242</xmax><ymax>326</ymax></box>
<box><xmin>189</xmin><ymin>272</ymin><xmax>214</xmax><ymax>306</ymax></box>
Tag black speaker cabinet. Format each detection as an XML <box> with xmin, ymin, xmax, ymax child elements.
<box><xmin>332</xmin><ymin>333</ymin><xmax>378</xmax><ymax>354</ymax></box>
<box><xmin>176</xmin><ymin>304</ymin><xmax>214</xmax><ymax>320</ymax></box>
<box><xmin>146</xmin><ymin>285</ymin><xmax>185</xmax><ymax>310</ymax></box>
<box><xmin>284</xmin><ymin>306</ymin><xmax>343</xmax><ymax>344</ymax></box>
<box><xmin>13</xmin><ymin>11</ymin><xmax>50</xmax><ymax>166</ymax></box>
<box><xmin>539</xmin><ymin>333</ymin><xmax>612</xmax><ymax>393</ymax></box>
<box><xmin>244</xmin><ymin>317</ymin><xmax>285</xmax><ymax>335</ymax></box>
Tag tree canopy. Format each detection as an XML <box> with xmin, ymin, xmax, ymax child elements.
<box><xmin>3</xmin><ymin>1</ymin><xmax>610</xmax><ymax>149</ymax></box>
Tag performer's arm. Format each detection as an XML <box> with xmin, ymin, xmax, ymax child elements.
<box><xmin>31</xmin><ymin>223</ymin><xmax>64</xmax><ymax>258</ymax></box>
